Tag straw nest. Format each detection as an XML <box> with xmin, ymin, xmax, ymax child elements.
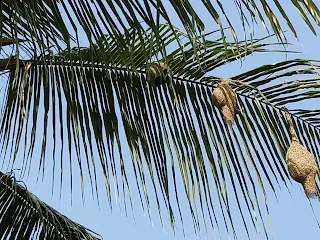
<box><xmin>212</xmin><ymin>79</ymin><xmax>239</xmax><ymax>125</ymax></box>
<box><xmin>146</xmin><ymin>61</ymin><xmax>170</xmax><ymax>86</ymax></box>
<box><xmin>285</xmin><ymin>112</ymin><xmax>318</xmax><ymax>198</ymax></box>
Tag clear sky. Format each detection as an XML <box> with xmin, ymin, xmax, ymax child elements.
<box><xmin>2</xmin><ymin>1</ymin><xmax>320</xmax><ymax>240</ymax></box>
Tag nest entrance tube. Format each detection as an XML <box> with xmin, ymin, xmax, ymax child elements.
<box><xmin>285</xmin><ymin>112</ymin><xmax>319</xmax><ymax>198</ymax></box>
<box><xmin>211</xmin><ymin>79</ymin><xmax>239</xmax><ymax>125</ymax></box>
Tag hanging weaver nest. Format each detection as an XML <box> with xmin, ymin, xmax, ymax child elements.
<box><xmin>146</xmin><ymin>61</ymin><xmax>170</xmax><ymax>86</ymax></box>
<box><xmin>285</xmin><ymin>112</ymin><xmax>319</xmax><ymax>198</ymax></box>
<box><xmin>211</xmin><ymin>79</ymin><xmax>239</xmax><ymax>125</ymax></box>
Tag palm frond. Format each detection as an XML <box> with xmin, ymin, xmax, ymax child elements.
<box><xmin>0</xmin><ymin>171</ymin><xmax>101</xmax><ymax>239</ymax></box>
<box><xmin>0</xmin><ymin>38</ymin><xmax>25</xmax><ymax>47</ymax></box>
<box><xmin>1</xmin><ymin>23</ymin><xmax>320</xmax><ymax>237</ymax></box>
<box><xmin>2</xmin><ymin>1</ymin><xmax>320</xmax><ymax>58</ymax></box>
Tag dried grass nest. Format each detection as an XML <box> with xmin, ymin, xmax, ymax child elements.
<box><xmin>211</xmin><ymin>79</ymin><xmax>239</xmax><ymax>125</ymax></box>
<box><xmin>146</xmin><ymin>61</ymin><xmax>170</xmax><ymax>86</ymax></box>
<box><xmin>285</xmin><ymin>112</ymin><xmax>319</xmax><ymax>198</ymax></box>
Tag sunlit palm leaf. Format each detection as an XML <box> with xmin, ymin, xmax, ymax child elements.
<box><xmin>1</xmin><ymin>24</ymin><xmax>320</xmax><ymax>237</ymax></box>
<box><xmin>0</xmin><ymin>171</ymin><xmax>101</xmax><ymax>239</ymax></box>
<box><xmin>2</xmin><ymin>0</ymin><xmax>320</xmax><ymax>58</ymax></box>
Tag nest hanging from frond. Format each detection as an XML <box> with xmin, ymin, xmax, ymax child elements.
<box><xmin>212</xmin><ymin>79</ymin><xmax>239</xmax><ymax>125</ymax></box>
<box><xmin>146</xmin><ymin>61</ymin><xmax>170</xmax><ymax>86</ymax></box>
<box><xmin>285</xmin><ymin>112</ymin><xmax>319</xmax><ymax>198</ymax></box>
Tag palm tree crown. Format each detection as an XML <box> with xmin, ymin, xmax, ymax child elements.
<box><xmin>1</xmin><ymin>1</ymin><xmax>320</xmax><ymax>239</ymax></box>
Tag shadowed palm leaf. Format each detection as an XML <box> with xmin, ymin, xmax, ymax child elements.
<box><xmin>0</xmin><ymin>171</ymin><xmax>101</xmax><ymax>239</ymax></box>
<box><xmin>1</xmin><ymin>23</ymin><xmax>320</xmax><ymax>238</ymax></box>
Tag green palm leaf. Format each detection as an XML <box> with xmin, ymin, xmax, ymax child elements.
<box><xmin>0</xmin><ymin>171</ymin><xmax>101</xmax><ymax>239</ymax></box>
<box><xmin>1</xmin><ymin>24</ymin><xmax>320</xmax><ymax>237</ymax></box>
<box><xmin>2</xmin><ymin>1</ymin><xmax>320</xmax><ymax>57</ymax></box>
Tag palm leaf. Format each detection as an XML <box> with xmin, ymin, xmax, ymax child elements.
<box><xmin>2</xmin><ymin>1</ymin><xmax>320</xmax><ymax>57</ymax></box>
<box><xmin>0</xmin><ymin>171</ymin><xmax>101</xmax><ymax>239</ymax></box>
<box><xmin>0</xmin><ymin>38</ymin><xmax>25</xmax><ymax>47</ymax></box>
<box><xmin>1</xmin><ymin>24</ymin><xmax>320</xmax><ymax>237</ymax></box>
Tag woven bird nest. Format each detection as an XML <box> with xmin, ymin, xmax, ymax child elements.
<box><xmin>212</xmin><ymin>79</ymin><xmax>239</xmax><ymax>125</ymax></box>
<box><xmin>285</xmin><ymin>112</ymin><xmax>318</xmax><ymax>198</ymax></box>
<box><xmin>146</xmin><ymin>61</ymin><xmax>170</xmax><ymax>86</ymax></box>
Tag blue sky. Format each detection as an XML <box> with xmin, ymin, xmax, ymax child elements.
<box><xmin>2</xmin><ymin>1</ymin><xmax>320</xmax><ymax>239</ymax></box>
